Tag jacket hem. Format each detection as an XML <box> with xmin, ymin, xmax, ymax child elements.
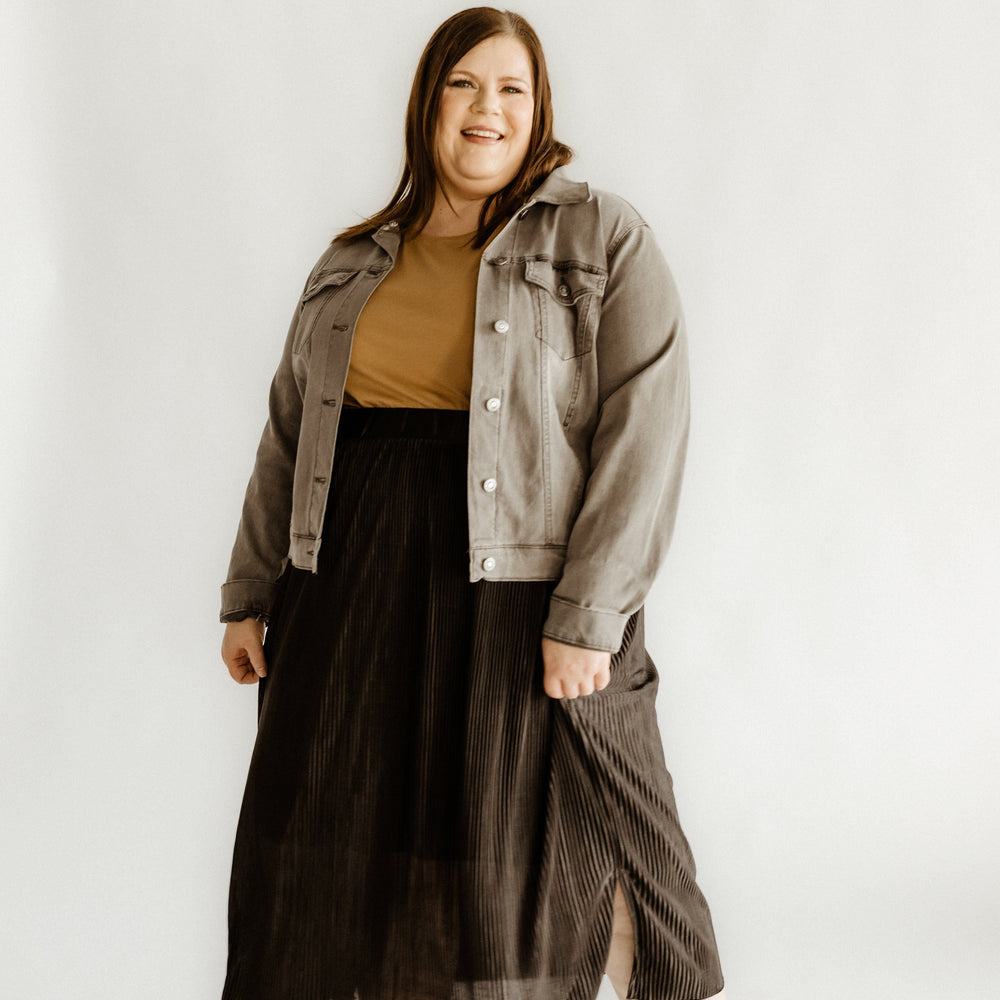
<box><xmin>467</xmin><ymin>544</ymin><xmax>566</xmax><ymax>581</ymax></box>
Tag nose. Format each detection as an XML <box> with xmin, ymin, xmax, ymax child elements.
<box><xmin>471</xmin><ymin>89</ymin><xmax>500</xmax><ymax>115</ymax></box>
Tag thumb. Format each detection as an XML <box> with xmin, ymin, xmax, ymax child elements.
<box><xmin>247</xmin><ymin>632</ymin><xmax>268</xmax><ymax>678</ymax></box>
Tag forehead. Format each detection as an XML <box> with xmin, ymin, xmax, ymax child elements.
<box><xmin>451</xmin><ymin>34</ymin><xmax>534</xmax><ymax>80</ymax></box>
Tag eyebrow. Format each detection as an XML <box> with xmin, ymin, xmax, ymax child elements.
<box><xmin>449</xmin><ymin>70</ymin><xmax>533</xmax><ymax>88</ymax></box>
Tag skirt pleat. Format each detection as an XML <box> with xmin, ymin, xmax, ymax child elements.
<box><xmin>222</xmin><ymin>407</ymin><xmax>723</xmax><ymax>1000</ymax></box>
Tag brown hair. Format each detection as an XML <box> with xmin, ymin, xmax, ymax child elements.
<box><xmin>337</xmin><ymin>7</ymin><xmax>572</xmax><ymax>249</ymax></box>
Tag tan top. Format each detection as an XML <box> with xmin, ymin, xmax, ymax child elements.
<box><xmin>342</xmin><ymin>229</ymin><xmax>481</xmax><ymax>410</ymax></box>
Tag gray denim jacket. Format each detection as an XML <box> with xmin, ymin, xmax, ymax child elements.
<box><xmin>220</xmin><ymin>168</ymin><xmax>690</xmax><ymax>653</ymax></box>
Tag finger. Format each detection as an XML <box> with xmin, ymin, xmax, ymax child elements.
<box><xmin>248</xmin><ymin>643</ymin><xmax>268</xmax><ymax>679</ymax></box>
<box><xmin>594</xmin><ymin>667</ymin><xmax>611</xmax><ymax>691</ymax></box>
<box><xmin>227</xmin><ymin>657</ymin><xmax>254</xmax><ymax>684</ymax></box>
<box><xmin>224</xmin><ymin>653</ymin><xmax>244</xmax><ymax>682</ymax></box>
<box><xmin>543</xmin><ymin>674</ymin><xmax>564</xmax><ymax>699</ymax></box>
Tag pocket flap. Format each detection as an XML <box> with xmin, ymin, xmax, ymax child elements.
<box><xmin>523</xmin><ymin>258</ymin><xmax>607</xmax><ymax>303</ymax></box>
<box><xmin>301</xmin><ymin>269</ymin><xmax>360</xmax><ymax>302</ymax></box>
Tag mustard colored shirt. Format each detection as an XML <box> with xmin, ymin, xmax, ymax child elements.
<box><xmin>342</xmin><ymin>229</ymin><xmax>481</xmax><ymax>409</ymax></box>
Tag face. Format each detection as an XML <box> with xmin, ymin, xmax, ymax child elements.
<box><xmin>433</xmin><ymin>34</ymin><xmax>535</xmax><ymax>205</ymax></box>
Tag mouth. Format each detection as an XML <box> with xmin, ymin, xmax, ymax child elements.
<box><xmin>461</xmin><ymin>128</ymin><xmax>504</xmax><ymax>141</ymax></box>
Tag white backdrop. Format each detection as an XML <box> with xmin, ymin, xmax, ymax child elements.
<box><xmin>2</xmin><ymin>2</ymin><xmax>998</xmax><ymax>997</ymax></box>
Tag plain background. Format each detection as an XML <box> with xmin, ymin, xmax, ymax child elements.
<box><xmin>2</xmin><ymin>1</ymin><xmax>998</xmax><ymax>997</ymax></box>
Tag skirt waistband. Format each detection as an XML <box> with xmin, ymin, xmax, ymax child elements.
<box><xmin>337</xmin><ymin>406</ymin><xmax>470</xmax><ymax>443</ymax></box>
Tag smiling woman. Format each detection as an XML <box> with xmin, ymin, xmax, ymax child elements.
<box><xmin>431</xmin><ymin>35</ymin><xmax>535</xmax><ymax>224</ymax></box>
<box><xmin>218</xmin><ymin>7</ymin><xmax>726</xmax><ymax>1000</ymax></box>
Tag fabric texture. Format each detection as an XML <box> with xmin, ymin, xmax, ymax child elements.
<box><xmin>222</xmin><ymin>407</ymin><xmax>724</xmax><ymax>1000</ymax></box>
<box><xmin>219</xmin><ymin>169</ymin><xmax>691</xmax><ymax>654</ymax></box>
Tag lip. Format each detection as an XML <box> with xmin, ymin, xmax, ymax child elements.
<box><xmin>461</xmin><ymin>126</ymin><xmax>504</xmax><ymax>143</ymax></box>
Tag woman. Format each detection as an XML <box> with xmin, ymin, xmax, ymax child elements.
<box><xmin>219</xmin><ymin>8</ymin><xmax>725</xmax><ymax>1000</ymax></box>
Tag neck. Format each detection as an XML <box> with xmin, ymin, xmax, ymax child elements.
<box><xmin>419</xmin><ymin>187</ymin><xmax>488</xmax><ymax>237</ymax></box>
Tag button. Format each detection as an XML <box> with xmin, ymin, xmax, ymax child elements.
<box><xmin>485</xmin><ymin>397</ymin><xmax>501</xmax><ymax>412</ymax></box>
<box><xmin>386</xmin><ymin>220</ymin><xmax>398</xmax><ymax>228</ymax></box>
<box><xmin>482</xmin><ymin>557</ymin><xmax>496</xmax><ymax>572</ymax></box>
<box><xmin>518</xmin><ymin>208</ymin><xmax>530</xmax><ymax>220</ymax></box>
<box><xmin>493</xmin><ymin>319</ymin><xmax>510</xmax><ymax>334</ymax></box>
<box><xmin>493</xmin><ymin>256</ymin><xmax>509</xmax><ymax>266</ymax></box>
<box><xmin>558</xmin><ymin>283</ymin><xmax>570</xmax><ymax>298</ymax></box>
<box><xmin>482</xmin><ymin>478</ymin><xmax>497</xmax><ymax>493</ymax></box>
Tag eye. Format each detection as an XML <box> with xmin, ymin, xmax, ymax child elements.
<box><xmin>447</xmin><ymin>78</ymin><xmax>473</xmax><ymax>88</ymax></box>
<box><xmin>502</xmin><ymin>85</ymin><xmax>524</xmax><ymax>94</ymax></box>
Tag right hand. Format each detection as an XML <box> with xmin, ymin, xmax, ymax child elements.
<box><xmin>540</xmin><ymin>636</ymin><xmax>611</xmax><ymax>699</ymax></box>
<box><xmin>221</xmin><ymin>619</ymin><xmax>267</xmax><ymax>684</ymax></box>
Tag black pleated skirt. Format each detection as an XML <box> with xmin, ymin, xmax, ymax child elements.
<box><xmin>222</xmin><ymin>407</ymin><xmax>724</xmax><ymax>1000</ymax></box>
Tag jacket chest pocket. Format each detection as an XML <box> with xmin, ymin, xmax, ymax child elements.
<box><xmin>293</xmin><ymin>268</ymin><xmax>364</xmax><ymax>355</ymax></box>
<box><xmin>524</xmin><ymin>258</ymin><xmax>607</xmax><ymax>360</ymax></box>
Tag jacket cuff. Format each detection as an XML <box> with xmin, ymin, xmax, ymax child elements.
<box><xmin>541</xmin><ymin>595</ymin><xmax>628</xmax><ymax>654</ymax></box>
<box><xmin>219</xmin><ymin>579</ymin><xmax>281</xmax><ymax>624</ymax></box>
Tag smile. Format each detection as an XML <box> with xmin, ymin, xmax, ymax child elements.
<box><xmin>462</xmin><ymin>128</ymin><xmax>503</xmax><ymax>140</ymax></box>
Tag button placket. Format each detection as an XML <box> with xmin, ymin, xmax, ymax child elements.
<box><xmin>469</xmin><ymin>244</ymin><xmax>511</xmax><ymax>579</ymax></box>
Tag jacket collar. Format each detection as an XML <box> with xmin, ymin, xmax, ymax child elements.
<box><xmin>372</xmin><ymin>219</ymin><xmax>401</xmax><ymax>257</ymax></box>
<box><xmin>527</xmin><ymin>166</ymin><xmax>591</xmax><ymax>206</ymax></box>
<box><xmin>371</xmin><ymin>168</ymin><xmax>590</xmax><ymax>254</ymax></box>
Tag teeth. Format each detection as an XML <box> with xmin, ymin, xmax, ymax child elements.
<box><xmin>463</xmin><ymin>129</ymin><xmax>502</xmax><ymax>139</ymax></box>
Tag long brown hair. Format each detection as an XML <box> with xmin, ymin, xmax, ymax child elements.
<box><xmin>337</xmin><ymin>7</ymin><xmax>572</xmax><ymax>249</ymax></box>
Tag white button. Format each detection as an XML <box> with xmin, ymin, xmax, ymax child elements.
<box><xmin>493</xmin><ymin>319</ymin><xmax>510</xmax><ymax>334</ymax></box>
<box><xmin>485</xmin><ymin>397</ymin><xmax>501</xmax><ymax>412</ymax></box>
<box><xmin>558</xmin><ymin>284</ymin><xmax>570</xmax><ymax>297</ymax></box>
<box><xmin>387</xmin><ymin>220</ymin><xmax>398</xmax><ymax>228</ymax></box>
<box><xmin>482</xmin><ymin>557</ymin><xmax>496</xmax><ymax>572</ymax></box>
<box><xmin>482</xmin><ymin>478</ymin><xmax>497</xmax><ymax>493</ymax></box>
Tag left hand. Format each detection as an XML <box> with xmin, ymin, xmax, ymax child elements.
<box><xmin>541</xmin><ymin>637</ymin><xmax>612</xmax><ymax>699</ymax></box>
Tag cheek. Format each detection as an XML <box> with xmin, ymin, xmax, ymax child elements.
<box><xmin>436</xmin><ymin>95</ymin><xmax>461</xmax><ymax>136</ymax></box>
<box><xmin>514</xmin><ymin>104</ymin><xmax>534</xmax><ymax>136</ymax></box>
<box><xmin>514</xmin><ymin>111</ymin><xmax>534</xmax><ymax>151</ymax></box>
<box><xmin>434</xmin><ymin>108</ymin><xmax>459</xmax><ymax>160</ymax></box>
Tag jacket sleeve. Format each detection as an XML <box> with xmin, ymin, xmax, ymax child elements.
<box><xmin>540</xmin><ymin>220</ymin><xmax>691</xmax><ymax>653</ymax></box>
<box><xmin>218</xmin><ymin>276</ymin><xmax>311</xmax><ymax>623</ymax></box>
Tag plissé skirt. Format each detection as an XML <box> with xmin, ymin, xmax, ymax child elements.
<box><xmin>222</xmin><ymin>407</ymin><xmax>724</xmax><ymax>1000</ymax></box>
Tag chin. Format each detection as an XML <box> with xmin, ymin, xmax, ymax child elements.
<box><xmin>457</xmin><ymin>170</ymin><xmax>519</xmax><ymax>197</ymax></box>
